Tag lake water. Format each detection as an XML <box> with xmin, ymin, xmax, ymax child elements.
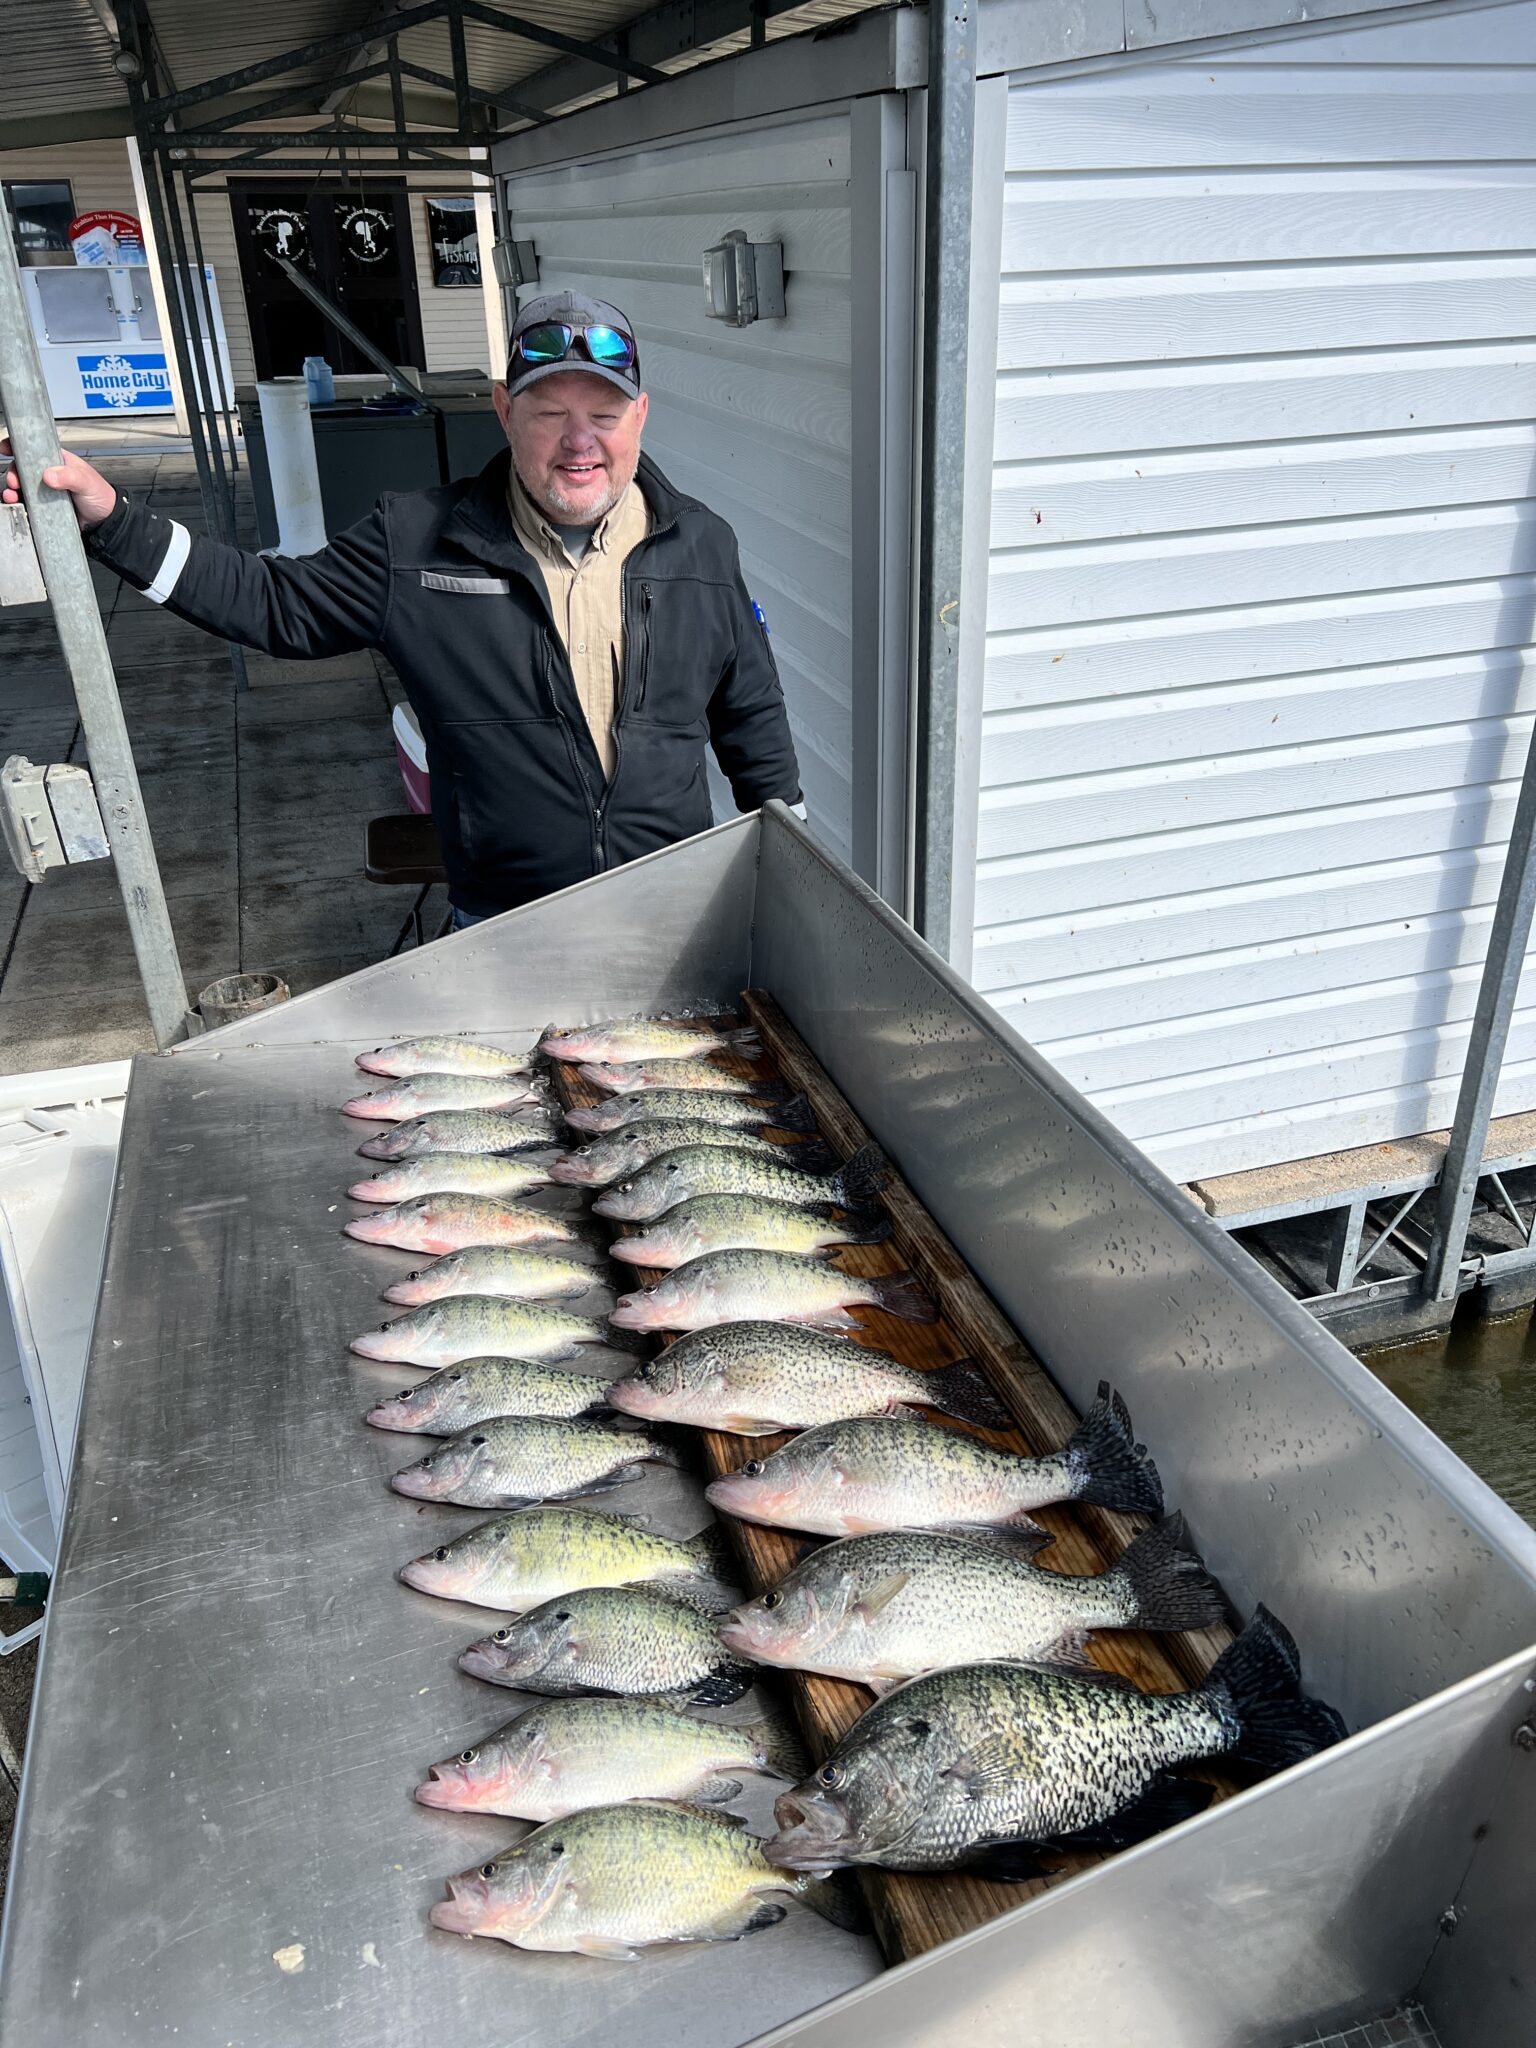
<box><xmin>1363</xmin><ymin>1304</ymin><xmax>1536</xmax><ymax>1524</ymax></box>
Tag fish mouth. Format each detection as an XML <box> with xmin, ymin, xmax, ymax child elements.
<box><xmin>382</xmin><ymin>1276</ymin><xmax>432</xmax><ymax>1305</ymax></box>
<box><xmin>365</xmin><ymin>1398</ymin><xmax>427</xmax><ymax>1431</ymax></box>
<box><xmin>343</xmin><ymin>1212</ymin><xmax>404</xmax><ymax>1246</ymax></box>
<box><xmin>347</xmin><ymin>1178</ymin><xmax>399</xmax><ymax>1204</ymax></box>
<box><xmin>354</xmin><ymin>1050</ymin><xmax>404</xmax><ymax>1077</ymax></box>
<box><xmin>415</xmin><ymin>1762</ymin><xmax>477</xmax><ymax>1810</ymax></box>
<box><xmin>590</xmin><ymin>1191</ymin><xmax>638</xmax><ymax>1220</ymax></box>
<box><xmin>459</xmin><ymin>1642</ymin><xmax>523</xmax><ymax>1684</ymax></box>
<box><xmin>390</xmin><ymin>1463</ymin><xmax>449</xmax><ymax>1500</ymax></box>
<box><xmin>605</xmin><ymin>1377</ymin><xmax>663</xmax><ymax>1419</ymax></box>
<box><xmin>717</xmin><ymin>1612</ymin><xmax>780</xmax><ymax>1661</ymax></box>
<box><xmin>350</xmin><ymin>1325</ymin><xmax>418</xmax><ymax>1361</ymax></box>
<box><xmin>398</xmin><ymin>1556</ymin><xmax>457</xmax><ymax>1597</ymax></box>
<box><xmin>764</xmin><ymin>1789</ymin><xmax>855</xmax><ymax>1872</ymax></box>
<box><xmin>358</xmin><ymin>1132</ymin><xmax>407</xmax><ymax>1159</ymax></box>
<box><xmin>563</xmin><ymin>1106</ymin><xmax>609</xmax><ymax>1133</ymax></box>
<box><xmin>429</xmin><ymin>1871</ymin><xmax>492</xmax><ymax>1934</ymax></box>
<box><xmin>703</xmin><ymin>1473</ymin><xmax>767</xmax><ymax>1521</ymax></box>
<box><xmin>341</xmin><ymin>1093</ymin><xmax>400</xmax><ymax>1121</ymax></box>
<box><xmin>547</xmin><ymin>1158</ymin><xmax>602</xmax><ymax>1186</ymax></box>
<box><xmin>607</xmin><ymin>1295</ymin><xmax>659</xmax><ymax>1330</ymax></box>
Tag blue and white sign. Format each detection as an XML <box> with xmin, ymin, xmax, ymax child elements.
<box><xmin>76</xmin><ymin>352</ymin><xmax>173</xmax><ymax>410</ymax></box>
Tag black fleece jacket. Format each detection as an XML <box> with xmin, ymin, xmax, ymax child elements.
<box><xmin>87</xmin><ymin>449</ymin><xmax>802</xmax><ymax>916</ymax></box>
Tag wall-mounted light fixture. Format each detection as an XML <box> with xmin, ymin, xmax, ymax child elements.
<box><xmin>701</xmin><ymin>229</ymin><xmax>785</xmax><ymax>326</ymax></box>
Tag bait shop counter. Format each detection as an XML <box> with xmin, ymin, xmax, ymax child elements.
<box><xmin>2</xmin><ymin>805</ymin><xmax>1534</xmax><ymax>2048</ymax></box>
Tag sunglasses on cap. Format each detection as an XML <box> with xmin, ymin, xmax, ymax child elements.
<box><xmin>511</xmin><ymin>321</ymin><xmax>636</xmax><ymax>373</ymax></box>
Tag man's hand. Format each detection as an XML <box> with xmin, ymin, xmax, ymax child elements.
<box><xmin>0</xmin><ymin>438</ymin><xmax>117</xmax><ymax>530</ymax></box>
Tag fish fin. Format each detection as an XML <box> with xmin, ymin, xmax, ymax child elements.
<box><xmin>692</xmin><ymin>1776</ymin><xmax>747</xmax><ymax>1806</ymax></box>
<box><xmin>930</xmin><ymin>1520</ymin><xmax>1055</xmax><ymax>1557</ymax></box>
<box><xmin>1065</xmin><ymin>1382</ymin><xmax>1165</xmax><ymax>1518</ymax></box>
<box><xmin>656</xmin><ymin>1568</ymin><xmax>741</xmax><ymax>1614</ymax></box>
<box><xmin>863</xmin><ymin>1272</ymin><xmax>939</xmax><ymax>1324</ymax></box>
<box><xmin>866</xmin><ymin>1674</ymin><xmax>906</xmax><ymax>1698</ymax></box>
<box><xmin>782</xmin><ymin>1138</ymin><xmax>839</xmax><ymax>1175</ymax></box>
<box><xmin>722</xmin><ymin>1416</ymin><xmax>787</xmax><ymax>1437</ymax></box>
<box><xmin>1040</xmin><ymin>1630</ymin><xmax>1097</xmax><ymax>1672</ymax></box>
<box><xmin>829</xmin><ymin>1142</ymin><xmax>893</xmax><ymax>1207</ymax></box>
<box><xmin>720</xmin><ymin>1027</ymin><xmax>764</xmax><ymax>1058</ymax></box>
<box><xmin>758</xmin><ymin>1092</ymin><xmax>819</xmax><ymax>1135</ymax></box>
<box><xmin>670</xmin><ymin>1801</ymin><xmax>752</xmax><ymax>1830</ymax></box>
<box><xmin>572</xmin><ymin>1934</ymin><xmax>643</xmax><ymax>1962</ymax></box>
<box><xmin>963</xmin><ymin>1840</ymin><xmax>1055</xmax><ymax>1884</ymax></box>
<box><xmin>1023</xmin><ymin>1658</ymin><xmax>1139</xmax><ymax>1690</ymax></box>
<box><xmin>1204</xmin><ymin>1605</ymin><xmax>1348</xmax><ymax>1770</ymax></box>
<box><xmin>701</xmin><ymin>1898</ymin><xmax>788</xmax><ymax>1943</ymax></box>
<box><xmin>1106</xmin><ymin>1512</ymin><xmax>1228</xmax><ymax>1634</ymax></box>
<box><xmin>919</xmin><ymin>1357</ymin><xmax>1012</xmax><ymax>1431</ymax></box>
<box><xmin>853</xmin><ymin>1570</ymin><xmax>911</xmax><ymax>1624</ymax></box>
<box><xmin>747</xmin><ymin>1716</ymin><xmax>811</xmax><ymax>1782</ymax></box>
<box><xmin>939</xmin><ymin>1735</ymin><xmax>1026</xmax><ymax>1800</ymax></box>
<box><xmin>1053</xmin><ymin>1773</ymin><xmax>1215</xmax><ymax>1851</ymax></box>
<box><xmin>686</xmin><ymin>1663</ymin><xmax>756</xmax><ymax>1709</ymax></box>
<box><xmin>598</xmin><ymin>1324</ymin><xmax>649</xmax><ymax>1355</ymax></box>
<box><xmin>800</xmin><ymin>1871</ymin><xmax>866</xmax><ymax>1932</ymax></box>
<box><xmin>806</xmin><ymin>1307</ymin><xmax>864</xmax><ymax>1331</ymax></box>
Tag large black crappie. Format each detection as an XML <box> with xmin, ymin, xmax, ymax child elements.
<box><xmin>766</xmin><ymin>1608</ymin><xmax>1346</xmax><ymax>1877</ymax></box>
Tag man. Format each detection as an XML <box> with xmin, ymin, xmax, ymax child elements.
<box><xmin>1</xmin><ymin>291</ymin><xmax>802</xmax><ymax>926</ymax></box>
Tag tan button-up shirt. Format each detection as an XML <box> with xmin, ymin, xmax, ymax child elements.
<box><xmin>508</xmin><ymin>466</ymin><xmax>650</xmax><ymax>782</ymax></box>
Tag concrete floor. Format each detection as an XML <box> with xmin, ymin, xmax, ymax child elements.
<box><xmin>1</xmin><ymin>446</ymin><xmax>440</xmax><ymax>1072</ymax></box>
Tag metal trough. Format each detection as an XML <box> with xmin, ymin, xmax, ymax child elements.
<box><xmin>2</xmin><ymin>805</ymin><xmax>1533</xmax><ymax>2048</ymax></box>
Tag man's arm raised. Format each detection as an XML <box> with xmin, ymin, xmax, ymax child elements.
<box><xmin>1</xmin><ymin>437</ymin><xmax>117</xmax><ymax>529</ymax></box>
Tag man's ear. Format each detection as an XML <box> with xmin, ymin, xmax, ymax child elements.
<box><xmin>633</xmin><ymin>391</ymin><xmax>649</xmax><ymax>433</ymax></box>
<box><xmin>493</xmin><ymin>382</ymin><xmax>515</xmax><ymax>439</ymax></box>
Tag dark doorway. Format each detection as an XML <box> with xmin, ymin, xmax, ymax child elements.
<box><xmin>230</xmin><ymin>183</ymin><xmax>426</xmax><ymax>380</ymax></box>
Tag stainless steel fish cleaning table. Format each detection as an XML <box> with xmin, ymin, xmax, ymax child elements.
<box><xmin>4</xmin><ymin>806</ymin><xmax>1536</xmax><ymax>2048</ymax></box>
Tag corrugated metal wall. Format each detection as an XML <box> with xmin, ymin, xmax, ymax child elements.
<box><xmin>976</xmin><ymin>0</ymin><xmax>1536</xmax><ymax>1183</ymax></box>
<box><xmin>501</xmin><ymin>113</ymin><xmax>856</xmax><ymax>864</ymax></box>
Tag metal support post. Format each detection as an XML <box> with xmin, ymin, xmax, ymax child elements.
<box><xmin>180</xmin><ymin>168</ymin><xmax>239</xmax><ymax>483</ymax></box>
<box><xmin>0</xmin><ymin>223</ymin><xmax>189</xmax><ymax>1049</ymax></box>
<box><xmin>912</xmin><ymin>0</ymin><xmax>975</xmax><ymax>957</ymax></box>
<box><xmin>1423</xmin><ymin>725</ymin><xmax>1536</xmax><ymax>1300</ymax></box>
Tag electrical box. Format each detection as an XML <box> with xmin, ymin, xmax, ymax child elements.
<box><xmin>701</xmin><ymin>229</ymin><xmax>786</xmax><ymax>327</ymax></box>
<box><xmin>492</xmin><ymin>239</ymin><xmax>539</xmax><ymax>287</ymax></box>
<box><xmin>1</xmin><ymin>756</ymin><xmax>111</xmax><ymax>882</ymax></box>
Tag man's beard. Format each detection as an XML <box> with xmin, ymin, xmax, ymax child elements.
<box><xmin>521</xmin><ymin>458</ymin><xmax>628</xmax><ymax>527</ymax></box>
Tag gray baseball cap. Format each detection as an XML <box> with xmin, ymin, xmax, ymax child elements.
<box><xmin>505</xmin><ymin>291</ymin><xmax>641</xmax><ymax>401</ymax></box>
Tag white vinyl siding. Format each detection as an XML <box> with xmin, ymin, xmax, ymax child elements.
<box><xmin>501</xmin><ymin>113</ymin><xmax>855</xmax><ymax>865</ymax></box>
<box><xmin>975</xmin><ymin>0</ymin><xmax>1536</xmax><ymax>1182</ymax></box>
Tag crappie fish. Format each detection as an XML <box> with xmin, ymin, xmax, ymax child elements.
<box><xmin>400</xmin><ymin>1506</ymin><xmax>736</xmax><ymax>1613</ymax></box>
<box><xmin>579</xmin><ymin>1056</ymin><xmax>786</xmax><ymax>1099</ymax></box>
<box><xmin>766</xmin><ymin>1609</ymin><xmax>1346</xmax><ymax>1877</ymax></box>
<box><xmin>355</xmin><ymin>1035</ymin><xmax>532</xmax><ymax>1078</ymax></box>
<box><xmin>418</xmin><ymin>1695</ymin><xmax>805</xmax><ymax>1819</ymax></box>
<box><xmin>359</xmin><ymin>1108</ymin><xmax>563</xmax><ymax>1160</ymax></box>
<box><xmin>566</xmin><ymin>1089</ymin><xmax>818</xmax><ymax>1137</ymax></box>
<box><xmin>613</xmin><ymin>1194</ymin><xmax>891</xmax><ymax>1270</ymax></box>
<box><xmin>460</xmin><ymin>1586</ymin><xmax>754</xmax><ymax>1705</ymax></box>
<box><xmin>367</xmin><ymin>1356</ymin><xmax>614</xmax><ymax>1433</ymax></box>
<box><xmin>721</xmin><ymin>1515</ymin><xmax>1226</xmax><ymax>1686</ymax></box>
<box><xmin>348</xmin><ymin>1153</ymin><xmax>562</xmax><ymax>1205</ymax></box>
<box><xmin>594</xmin><ymin>1140</ymin><xmax>889</xmax><ymax>1224</ymax></box>
<box><xmin>343</xmin><ymin>1194</ymin><xmax>593</xmax><ymax>1256</ymax></box>
<box><xmin>391</xmin><ymin>1415</ymin><xmax>678</xmax><ymax>1508</ymax></box>
<box><xmin>351</xmin><ymin>1295</ymin><xmax>614</xmax><ymax>1367</ymax></box>
<box><xmin>550</xmin><ymin>1120</ymin><xmax>798</xmax><ymax>1189</ymax></box>
<box><xmin>541</xmin><ymin>1018</ymin><xmax>761</xmax><ymax>1064</ymax></box>
<box><xmin>431</xmin><ymin>1801</ymin><xmax>855</xmax><ymax>1957</ymax></box>
<box><xmin>342</xmin><ymin>1073</ymin><xmax>543</xmax><ymax>1122</ymax></box>
<box><xmin>384</xmin><ymin>1246</ymin><xmax>607</xmax><ymax>1308</ymax></box>
<box><xmin>609</xmin><ymin>1322</ymin><xmax>1007</xmax><ymax>1434</ymax></box>
<box><xmin>611</xmin><ymin>1248</ymin><xmax>935</xmax><ymax>1333</ymax></box>
<box><xmin>705</xmin><ymin>1385</ymin><xmax>1163</xmax><ymax>1539</ymax></box>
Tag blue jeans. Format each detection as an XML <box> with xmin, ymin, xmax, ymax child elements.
<box><xmin>450</xmin><ymin>906</ymin><xmax>488</xmax><ymax>932</ymax></box>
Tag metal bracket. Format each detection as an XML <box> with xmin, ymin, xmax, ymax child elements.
<box><xmin>1</xmin><ymin>756</ymin><xmax>112</xmax><ymax>881</ymax></box>
<box><xmin>493</xmin><ymin>238</ymin><xmax>538</xmax><ymax>287</ymax></box>
<box><xmin>702</xmin><ymin>229</ymin><xmax>786</xmax><ymax>326</ymax></box>
<box><xmin>0</xmin><ymin>504</ymin><xmax>47</xmax><ymax>608</ymax></box>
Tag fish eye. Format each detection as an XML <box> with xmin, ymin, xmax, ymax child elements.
<box><xmin>458</xmin><ymin>1749</ymin><xmax>479</xmax><ymax>1765</ymax></box>
<box><xmin>819</xmin><ymin>1762</ymin><xmax>845</xmax><ymax>1789</ymax></box>
<box><xmin>393</xmin><ymin>1389</ymin><xmax>412</xmax><ymax>1402</ymax></box>
<box><xmin>469</xmin><ymin>1434</ymin><xmax>487</xmax><ymax>1446</ymax></box>
<box><xmin>553</xmin><ymin>1610</ymin><xmax>571</xmax><ymax>1622</ymax></box>
<box><xmin>493</xmin><ymin>1627</ymin><xmax>514</xmax><ymax>1643</ymax></box>
<box><xmin>742</xmin><ymin>1460</ymin><xmax>764</xmax><ymax>1478</ymax></box>
<box><xmin>432</xmin><ymin>1547</ymin><xmax>449</xmax><ymax>1561</ymax></box>
<box><xmin>908</xmin><ymin>1717</ymin><xmax>931</xmax><ymax>1737</ymax></box>
<box><xmin>446</xmin><ymin>1370</ymin><xmax>462</xmax><ymax>1382</ymax></box>
<box><xmin>547</xmin><ymin>1841</ymin><xmax>565</xmax><ymax>1857</ymax></box>
<box><xmin>480</xmin><ymin>1861</ymin><xmax>499</xmax><ymax>1878</ymax></box>
<box><xmin>761</xmin><ymin>1590</ymin><xmax>784</xmax><ymax>1610</ymax></box>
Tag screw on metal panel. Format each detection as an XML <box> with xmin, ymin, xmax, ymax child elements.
<box><xmin>1438</xmin><ymin>1906</ymin><xmax>1459</xmax><ymax>1936</ymax></box>
<box><xmin>1514</xmin><ymin>1720</ymin><xmax>1536</xmax><ymax>1752</ymax></box>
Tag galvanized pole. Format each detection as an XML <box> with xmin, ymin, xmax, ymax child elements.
<box><xmin>912</xmin><ymin>0</ymin><xmax>975</xmax><ymax>959</ymax></box>
<box><xmin>0</xmin><ymin>221</ymin><xmax>189</xmax><ymax>1048</ymax></box>
<box><xmin>1422</xmin><ymin>728</ymin><xmax>1536</xmax><ymax>1300</ymax></box>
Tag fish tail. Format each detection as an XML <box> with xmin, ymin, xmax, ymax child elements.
<box><xmin>760</xmin><ymin>1092</ymin><xmax>819</xmax><ymax>1135</ymax></box>
<box><xmin>831</xmin><ymin>1207</ymin><xmax>893</xmax><ymax>1246</ymax></box>
<box><xmin>1204</xmin><ymin>1604</ymin><xmax>1348</xmax><ymax>1770</ymax></box>
<box><xmin>721</xmin><ymin>1026</ymin><xmax>765</xmax><ymax>1059</ymax></box>
<box><xmin>920</xmin><ymin>1356</ymin><xmax>1011</xmax><ymax>1429</ymax></box>
<box><xmin>1066</xmin><ymin>1381</ymin><xmax>1164</xmax><ymax>1517</ymax></box>
<box><xmin>1106</xmin><ymin>1511</ymin><xmax>1228</xmax><ymax>1632</ymax></box>
<box><xmin>686</xmin><ymin>1661</ymin><xmax>756</xmax><ymax>1708</ymax></box>
<box><xmin>749</xmin><ymin>1713</ymin><xmax>811</xmax><ymax>1782</ymax></box>
<box><xmin>830</xmin><ymin>1141</ymin><xmax>893</xmax><ymax>1208</ymax></box>
<box><xmin>783</xmin><ymin>1138</ymin><xmax>840</xmax><ymax>1174</ymax></box>
<box><xmin>864</xmin><ymin>1271</ymin><xmax>939</xmax><ymax>1323</ymax></box>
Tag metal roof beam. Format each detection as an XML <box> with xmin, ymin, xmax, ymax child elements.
<box><xmin>507</xmin><ymin>0</ymin><xmax>807</xmax><ymax>114</ymax></box>
<box><xmin>193</xmin><ymin>65</ymin><xmax>395</xmax><ymax>135</ymax></box>
<box><xmin>146</xmin><ymin>125</ymin><xmax>476</xmax><ymax>150</ymax></box>
<box><xmin>395</xmin><ymin>57</ymin><xmax>550</xmax><ymax>125</ymax></box>
<box><xmin>0</xmin><ymin>106</ymin><xmax>136</xmax><ymax>147</ymax></box>
<box><xmin>138</xmin><ymin>2</ymin><xmax>447</xmax><ymax>119</ymax></box>
<box><xmin>457</xmin><ymin>2</ymin><xmax>668</xmax><ymax>83</ymax></box>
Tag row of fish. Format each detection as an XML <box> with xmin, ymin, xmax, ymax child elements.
<box><xmin>339</xmin><ymin>1019</ymin><xmax>1346</xmax><ymax>1965</ymax></box>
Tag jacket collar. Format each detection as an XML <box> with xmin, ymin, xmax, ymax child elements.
<box><xmin>441</xmin><ymin>447</ymin><xmax>682</xmax><ymax>572</ymax></box>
